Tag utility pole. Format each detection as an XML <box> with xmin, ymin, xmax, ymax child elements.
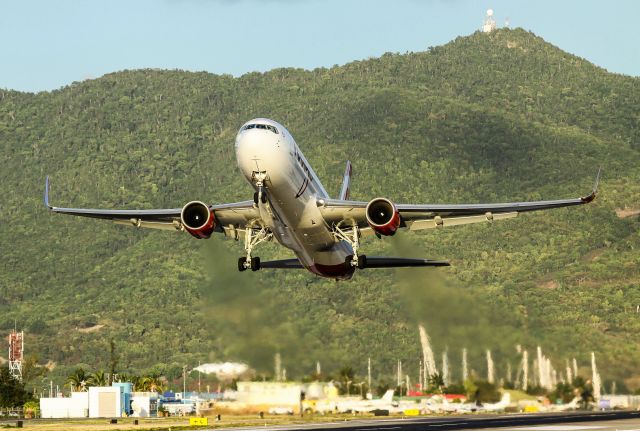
<box><xmin>198</xmin><ymin>361</ymin><xmax>201</xmax><ymax>394</ymax></box>
<box><xmin>367</xmin><ymin>358</ymin><xmax>371</xmax><ymax>394</ymax></box>
<box><xmin>183</xmin><ymin>365</ymin><xmax>187</xmax><ymax>395</ymax></box>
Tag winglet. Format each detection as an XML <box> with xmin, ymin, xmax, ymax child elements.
<box><xmin>44</xmin><ymin>176</ymin><xmax>52</xmax><ymax>209</ymax></box>
<box><xmin>581</xmin><ymin>167</ymin><xmax>601</xmax><ymax>203</ymax></box>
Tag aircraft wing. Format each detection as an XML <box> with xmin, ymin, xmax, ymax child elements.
<box><xmin>319</xmin><ymin>170</ymin><xmax>600</xmax><ymax>233</ymax></box>
<box><xmin>44</xmin><ymin>177</ymin><xmax>259</xmax><ymax>232</ymax></box>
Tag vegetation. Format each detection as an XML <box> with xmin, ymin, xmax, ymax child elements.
<box><xmin>0</xmin><ymin>366</ymin><xmax>32</xmax><ymax>407</ymax></box>
<box><xmin>0</xmin><ymin>28</ymin><xmax>638</xmax><ymax>394</ymax></box>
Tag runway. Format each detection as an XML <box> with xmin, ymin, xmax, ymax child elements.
<box><xmin>223</xmin><ymin>411</ymin><xmax>640</xmax><ymax>431</ymax></box>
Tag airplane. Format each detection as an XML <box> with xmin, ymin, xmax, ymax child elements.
<box><xmin>315</xmin><ymin>389</ymin><xmax>397</xmax><ymax>414</ymax></box>
<box><xmin>45</xmin><ymin>118</ymin><xmax>600</xmax><ymax>280</ymax></box>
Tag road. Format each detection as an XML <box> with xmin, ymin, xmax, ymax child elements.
<box><xmin>222</xmin><ymin>411</ymin><xmax>640</xmax><ymax>431</ymax></box>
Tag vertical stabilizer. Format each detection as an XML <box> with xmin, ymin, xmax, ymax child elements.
<box><xmin>339</xmin><ymin>160</ymin><xmax>352</xmax><ymax>200</ymax></box>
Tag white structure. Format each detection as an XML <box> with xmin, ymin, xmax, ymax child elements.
<box><xmin>88</xmin><ymin>386</ymin><xmax>122</xmax><ymax>418</ymax></box>
<box><xmin>131</xmin><ymin>393</ymin><xmax>158</xmax><ymax>418</ymax></box>
<box><xmin>483</xmin><ymin>9</ymin><xmax>497</xmax><ymax>33</ymax></box>
<box><xmin>40</xmin><ymin>392</ymin><xmax>89</xmax><ymax>418</ymax></box>
<box><xmin>193</xmin><ymin>362</ymin><xmax>249</xmax><ymax>380</ymax></box>
<box><xmin>236</xmin><ymin>382</ymin><xmax>302</xmax><ymax>408</ymax></box>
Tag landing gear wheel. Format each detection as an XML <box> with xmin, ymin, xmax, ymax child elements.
<box><xmin>260</xmin><ymin>188</ymin><xmax>267</xmax><ymax>204</ymax></box>
<box><xmin>253</xmin><ymin>192</ymin><xmax>259</xmax><ymax>205</ymax></box>
<box><xmin>238</xmin><ymin>257</ymin><xmax>247</xmax><ymax>272</ymax></box>
<box><xmin>251</xmin><ymin>256</ymin><xmax>261</xmax><ymax>271</ymax></box>
<box><xmin>345</xmin><ymin>255</ymin><xmax>353</xmax><ymax>269</ymax></box>
<box><xmin>357</xmin><ymin>255</ymin><xmax>367</xmax><ymax>269</ymax></box>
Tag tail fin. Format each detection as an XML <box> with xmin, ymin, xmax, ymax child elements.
<box><xmin>339</xmin><ymin>160</ymin><xmax>352</xmax><ymax>200</ymax></box>
<box><xmin>381</xmin><ymin>389</ymin><xmax>395</xmax><ymax>403</ymax></box>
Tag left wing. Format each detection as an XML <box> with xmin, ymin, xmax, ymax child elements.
<box><xmin>44</xmin><ymin>177</ymin><xmax>259</xmax><ymax>233</ymax></box>
<box><xmin>319</xmin><ymin>170</ymin><xmax>600</xmax><ymax>233</ymax></box>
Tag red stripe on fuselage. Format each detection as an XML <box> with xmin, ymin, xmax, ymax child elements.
<box><xmin>308</xmin><ymin>262</ymin><xmax>355</xmax><ymax>280</ymax></box>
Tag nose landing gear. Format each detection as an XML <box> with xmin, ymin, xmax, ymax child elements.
<box><xmin>253</xmin><ymin>187</ymin><xmax>268</xmax><ymax>205</ymax></box>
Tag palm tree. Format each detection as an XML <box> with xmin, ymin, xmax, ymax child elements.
<box><xmin>138</xmin><ymin>373</ymin><xmax>167</xmax><ymax>394</ymax></box>
<box><xmin>90</xmin><ymin>370</ymin><xmax>108</xmax><ymax>387</ymax></box>
<box><xmin>66</xmin><ymin>368</ymin><xmax>91</xmax><ymax>392</ymax></box>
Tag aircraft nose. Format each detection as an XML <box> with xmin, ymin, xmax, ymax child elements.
<box><xmin>235</xmin><ymin>128</ymin><xmax>285</xmax><ymax>179</ymax></box>
<box><xmin>236</xmin><ymin>129</ymin><xmax>278</xmax><ymax>159</ymax></box>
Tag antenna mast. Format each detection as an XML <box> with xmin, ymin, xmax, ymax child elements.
<box><xmin>8</xmin><ymin>329</ymin><xmax>24</xmax><ymax>381</ymax></box>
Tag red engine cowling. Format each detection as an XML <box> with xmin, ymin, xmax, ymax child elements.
<box><xmin>365</xmin><ymin>198</ymin><xmax>400</xmax><ymax>236</ymax></box>
<box><xmin>181</xmin><ymin>201</ymin><xmax>216</xmax><ymax>239</ymax></box>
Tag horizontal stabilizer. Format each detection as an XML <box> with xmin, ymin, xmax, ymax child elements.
<box><xmin>364</xmin><ymin>256</ymin><xmax>450</xmax><ymax>268</ymax></box>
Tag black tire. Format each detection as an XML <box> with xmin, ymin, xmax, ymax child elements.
<box><xmin>251</xmin><ymin>256</ymin><xmax>261</xmax><ymax>271</ymax></box>
<box><xmin>238</xmin><ymin>257</ymin><xmax>247</xmax><ymax>272</ymax></box>
<box><xmin>253</xmin><ymin>192</ymin><xmax>259</xmax><ymax>205</ymax></box>
<box><xmin>260</xmin><ymin>190</ymin><xmax>267</xmax><ymax>204</ymax></box>
<box><xmin>345</xmin><ymin>255</ymin><xmax>354</xmax><ymax>269</ymax></box>
<box><xmin>357</xmin><ymin>255</ymin><xmax>367</xmax><ymax>269</ymax></box>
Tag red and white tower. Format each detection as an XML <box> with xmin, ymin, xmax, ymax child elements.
<box><xmin>8</xmin><ymin>330</ymin><xmax>24</xmax><ymax>381</ymax></box>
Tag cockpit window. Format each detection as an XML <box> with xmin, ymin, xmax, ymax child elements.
<box><xmin>242</xmin><ymin>124</ymin><xmax>279</xmax><ymax>134</ymax></box>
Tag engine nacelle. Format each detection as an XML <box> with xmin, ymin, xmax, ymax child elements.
<box><xmin>181</xmin><ymin>201</ymin><xmax>216</xmax><ymax>239</ymax></box>
<box><xmin>365</xmin><ymin>198</ymin><xmax>400</xmax><ymax>236</ymax></box>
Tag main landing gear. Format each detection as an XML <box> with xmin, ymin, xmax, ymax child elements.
<box><xmin>238</xmin><ymin>225</ymin><xmax>272</xmax><ymax>272</ymax></box>
<box><xmin>241</xmin><ymin>172</ymin><xmax>271</xmax><ymax>272</ymax></box>
<box><xmin>334</xmin><ymin>224</ymin><xmax>367</xmax><ymax>270</ymax></box>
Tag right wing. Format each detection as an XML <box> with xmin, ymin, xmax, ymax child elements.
<box><xmin>319</xmin><ymin>169</ymin><xmax>600</xmax><ymax>235</ymax></box>
<box><xmin>44</xmin><ymin>177</ymin><xmax>260</xmax><ymax>236</ymax></box>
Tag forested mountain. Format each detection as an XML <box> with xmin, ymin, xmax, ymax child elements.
<box><xmin>0</xmin><ymin>28</ymin><xmax>638</xmax><ymax>390</ymax></box>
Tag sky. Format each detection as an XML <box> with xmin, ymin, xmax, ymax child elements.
<box><xmin>1</xmin><ymin>0</ymin><xmax>638</xmax><ymax>92</ymax></box>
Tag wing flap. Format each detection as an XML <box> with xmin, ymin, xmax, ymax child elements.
<box><xmin>407</xmin><ymin>212</ymin><xmax>518</xmax><ymax>231</ymax></box>
<box><xmin>113</xmin><ymin>219</ymin><xmax>182</xmax><ymax>231</ymax></box>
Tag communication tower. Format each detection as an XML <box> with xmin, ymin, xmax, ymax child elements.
<box><xmin>8</xmin><ymin>329</ymin><xmax>24</xmax><ymax>381</ymax></box>
<box><xmin>482</xmin><ymin>9</ymin><xmax>497</xmax><ymax>33</ymax></box>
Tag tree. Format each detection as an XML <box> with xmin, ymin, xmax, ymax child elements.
<box><xmin>0</xmin><ymin>366</ymin><xmax>31</xmax><ymax>407</ymax></box>
<box><xmin>428</xmin><ymin>372</ymin><xmax>445</xmax><ymax>393</ymax></box>
<box><xmin>91</xmin><ymin>370</ymin><xmax>108</xmax><ymax>387</ymax></box>
<box><xmin>470</xmin><ymin>380</ymin><xmax>501</xmax><ymax>404</ymax></box>
<box><xmin>66</xmin><ymin>367</ymin><xmax>91</xmax><ymax>391</ymax></box>
<box><xmin>109</xmin><ymin>339</ymin><xmax>119</xmax><ymax>385</ymax></box>
<box><xmin>21</xmin><ymin>355</ymin><xmax>48</xmax><ymax>386</ymax></box>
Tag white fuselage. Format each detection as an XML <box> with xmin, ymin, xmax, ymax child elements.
<box><xmin>235</xmin><ymin>118</ymin><xmax>354</xmax><ymax>279</ymax></box>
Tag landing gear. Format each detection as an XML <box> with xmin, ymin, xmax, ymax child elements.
<box><xmin>334</xmin><ymin>224</ymin><xmax>365</xmax><ymax>269</ymax></box>
<box><xmin>252</xmin><ymin>171</ymin><xmax>268</xmax><ymax>205</ymax></box>
<box><xmin>251</xmin><ymin>256</ymin><xmax>261</xmax><ymax>271</ymax></box>
<box><xmin>253</xmin><ymin>187</ymin><xmax>267</xmax><ymax>205</ymax></box>
<box><xmin>238</xmin><ymin>225</ymin><xmax>272</xmax><ymax>272</ymax></box>
<box><xmin>344</xmin><ymin>254</ymin><xmax>367</xmax><ymax>270</ymax></box>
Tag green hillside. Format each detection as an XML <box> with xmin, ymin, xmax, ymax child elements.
<box><xmin>0</xmin><ymin>28</ymin><xmax>638</xmax><ymax>391</ymax></box>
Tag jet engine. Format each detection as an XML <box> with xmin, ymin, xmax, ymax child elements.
<box><xmin>365</xmin><ymin>198</ymin><xmax>400</xmax><ymax>236</ymax></box>
<box><xmin>181</xmin><ymin>201</ymin><xmax>216</xmax><ymax>239</ymax></box>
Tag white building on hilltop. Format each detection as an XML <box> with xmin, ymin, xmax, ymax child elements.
<box><xmin>483</xmin><ymin>9</ymin><xmax>497</xmax><ymax>33</ymax></box>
